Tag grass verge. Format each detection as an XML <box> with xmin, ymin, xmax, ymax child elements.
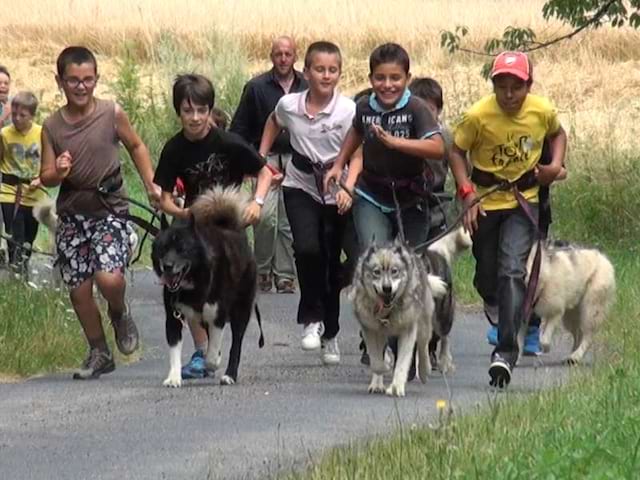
<box><xmin>0</xmin><ymin>278</ymin><xmax>86</xmax><ymax>376</ymax></box>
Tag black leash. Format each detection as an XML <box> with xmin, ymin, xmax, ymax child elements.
<box><xmin>254</xmin><ymin>304</ymin><xmax>265</xmax><ymax>348</ymax></box>
<box><xmin>0</xmin><ymin>231</ymin><xmax>56</xmax><ymax>258</ymax></box>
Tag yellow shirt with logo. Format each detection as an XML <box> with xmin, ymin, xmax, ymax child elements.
<box><xmin>453</xmin><ymin>94</ymin><xmax>561</xmax><ymax>211</ymax></box>
<box><xmin>0</xmin><ymin>123</ymin><xmax>47</xmax><ymax>207</ymax></box>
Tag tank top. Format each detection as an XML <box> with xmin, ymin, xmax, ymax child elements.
<box><xmin>43</xmin><ymin>99</ymin><xmax>128</xmax><ymax>217</ymax></box>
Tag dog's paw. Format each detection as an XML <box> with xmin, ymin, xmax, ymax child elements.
<box><xmin>385</xmin><ymin>382</ymin><xmax>406</xmax><ymax>397</ymax></box>
<box><xmin>163</xmin><ymin>373</ymin><xmax>182</xmax><ymax>388</ymax></box>
<box><xmin>205</xmin><ymin>355</ymin><xmax>222</xmax><ymax>372</ymax></box>
<box><xmin>220</xmin><ymin>375</ymin><xmax>236</xmax><ymax>385</ymax></box>
<box><xmin>440</xmin><ymin>361</ymin><xmax>456</xmax><ymax>375</ymax></box>
<box><xmin>368</xmin><ymin>374</ymin><xmax>385</xmax><ymax>394</ymax></box>
<box><xmin>565</xmin><ymin>356</ymin><xmax>581</xmax><ymax>366</ymax></box>
<box><xmin>439</xmin><ymin>356</ymin><xmax>456</xmax><ymax>375</ymax></box>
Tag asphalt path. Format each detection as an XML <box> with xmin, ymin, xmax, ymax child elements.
<box><xmin>0</xmin><ymin>269</ymin><xmax>575</xmax><ymax>480</ymax></box>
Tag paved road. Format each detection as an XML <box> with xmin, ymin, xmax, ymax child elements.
<box><xmin>0</xmin><ymin>270</ymin><xmax>574</xmax><ymax>480</ymax></box>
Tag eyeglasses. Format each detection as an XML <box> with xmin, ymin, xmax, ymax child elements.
<box><xmin>62</xmin><ymin>77</ymin><xmax>98</xmax><ymax>89</ymax></box>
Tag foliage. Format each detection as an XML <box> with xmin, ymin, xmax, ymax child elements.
<box><xmin>441</xmin><ymin>0</ymin><xmax>640</xmax><ymax>76</ymax></box>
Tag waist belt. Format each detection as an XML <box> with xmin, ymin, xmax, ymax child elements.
<box><xmin>471</xmin><ymin>168</ymin><xmax>538</xmax><ymax>191</ymax></box>
<box><xmin>59</xmin><ymin>166</ymin><xmax>123</xmax><ymax>194</ymax></box>
<box><xmin>1</xmin><ymin>173</ymin><xmax>38</xmax><ymax>225</ymax></box>
<box><xmin>1</xmin><ymin>173</ymin><xmax>33</xmax><ymax>186</ymax></box>
<box><xmin>360</xmin><ymin>170</ymin><xmax>432</xmax><ymax>201</ymax></box>
<box><xmin>291</xmin><ymin>150</ymin><xmax>334</xmax><ymax>203</ymax></box>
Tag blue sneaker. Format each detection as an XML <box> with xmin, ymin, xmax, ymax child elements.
<box><xmin>523</xmin><ymin>326</ymin><xmax>542</xmax><ymax>356</ymax></box>
<box><xmin>181</xmin><ymin>350</ymin><xmax>209</xmax><ymax>379</ymax></box>
<box><xmin>486</xmin><ymin>325</ymin><xmax>498</xmax><ymax>346</ymax></box>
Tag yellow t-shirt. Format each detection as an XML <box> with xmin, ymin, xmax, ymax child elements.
<box><xmin>453</xmin><ymin>94</ymin><xmax>561</xmax><ymax>210</ymax></box>
<box><xmin>0</xmin><ymin>123</ymin><xmax>46</xmax><ymax>207</ymax></box>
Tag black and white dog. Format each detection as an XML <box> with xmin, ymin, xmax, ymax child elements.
<box><xmin>152</xmin><ymin>186</ymin><xmax>261</xmax><ymax>387</ymax></box>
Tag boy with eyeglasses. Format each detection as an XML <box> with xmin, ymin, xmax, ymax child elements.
<box><xmin>40</xmin><ymin>46</ymin><xmax>161</xmax><ymax>380</ymax></box>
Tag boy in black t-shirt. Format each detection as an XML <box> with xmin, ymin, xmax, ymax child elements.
<box><xmin>154</xmin><ymin>74</ymin><xmax>272</xmax><ymax>379</ymax></box>
<box><xmin>325</xmin><ymin>43</ymin><xmax>444</xmax><ymax>249</ymax></box>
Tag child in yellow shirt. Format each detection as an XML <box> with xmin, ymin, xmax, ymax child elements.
<box><xmin>0</xmin><ymin>91</ymin><xmax>46</xmax><ymax>272</ymax></box>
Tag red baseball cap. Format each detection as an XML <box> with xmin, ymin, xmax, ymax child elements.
<box><xmin>490</xmin><ymin>51</ymin><xmax>531</xmax><ymax>81</ymax></box>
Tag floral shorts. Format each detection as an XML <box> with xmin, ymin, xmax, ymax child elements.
<box><xmin>56</xmin><ymin>214</ymin><xmax>134</xmax><ymax>290</ymax></box>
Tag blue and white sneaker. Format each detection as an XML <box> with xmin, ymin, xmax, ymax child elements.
<box><xmin>523</xmin><ymin>326</ymin><xmax>542</xmax><ymax>356</ymax></box>
<box><xmin>181</xmin><ymin>350</ymin><xmax>209</xmax><ymax>379</ymax></box>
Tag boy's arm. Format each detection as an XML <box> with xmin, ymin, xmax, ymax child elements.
<box><xmin>40</xmin><ymin>127</ymin><xmax>71</xmax><ymax>187</ymax></box>
<box><xmin>450</xmin><ymin>143</ymin><xmax>484</xmax><ymax>234</ymax></box>
<box><xmin>536</xmin><ymin>125</ymin><xmax>568</xmax><ymax>186</ymax></box>
<box><xmin>221</xmin><ymin>128</ymin><xmax>273</xmax><ymax>225</ymax></box>
<box><xmin>243</xmin><ymin>164</ymin><xmax>273</xmax><ymax>225</ymax></box>
<box><xmin>336</xmin><ymin>146</ymin><xmax>363</xmax><ymax>215</ymax></box>
<box><xmin>114</xmin><ymin>103</ymin><xmax>161</xmax><ymax>204</ymax></box>
<box><xmin>323</xmin><ymin>126</ymin><xmax>363</xmax><ymax>192</ymax></box>
<box><xmin>258</xmin><ymin>112</ymin><xmax>283</xmax><ymax>158</ymax></box>
<box><xmin>371</xmin><ymin>124</ymin><xmax>445</xmax><ymax>159</ymax></box>
<box><xmin>159</xmin><ymin>190</ymin><xmax>189</xmax><ymax>219</ymax></box>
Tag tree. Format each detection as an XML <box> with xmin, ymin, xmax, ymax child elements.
<box><xmin>440</xmin><ymin>0</ymin><xmax>640</xmax><ymax>76</ymax></box>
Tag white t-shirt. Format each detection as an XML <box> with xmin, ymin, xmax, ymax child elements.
<box><xmin>275</xmin><ymin>89</ymin><xmax>355</xmax><ymax>204</ymax></box>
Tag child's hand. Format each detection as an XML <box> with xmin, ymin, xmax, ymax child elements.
<box><xmin>243</xmin><ymin>202</ymin><xmax>262</xmax><ymax>226</ymax></box>
<box><xmin>336</xmin><ymin>188</ymin><xmax>353</xmax><ymax>215</ymax></box>
<box><xmin>462</xmin><ymin>193</ymin><xmax>485</xmax><ymax>235</ymax></box>
<box><xmin>179</xmin><ymin>207</ymin><xmax>191</xmax><ymax>220</ymax></box>
<box><xmin>323</xmin><ymin>165</ymin><xmax>342</xmax><ymax>193</ymax></box>
<box><xmin>535</xmin><ymin>164</ymin><xmax>562</xmax><ymax>186</ymax></box>
<box><xmin>146</xmin><ymin>183</ymin><xmax>162</xmax><ymax>208</ymax></box>
<box><xmin>55</xmin><ymin>150</ymin><xmax>73</xmax><ymax>178</ymax></box>
<box><xmin>370</xmin><ymin>124</ymin><xmax>397</xmax><ymax>149</ymax></box>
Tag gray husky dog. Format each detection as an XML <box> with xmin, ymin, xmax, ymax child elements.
<box><xmin>350</xmin><ymin>239</ymin><xmax>448</xmax><ymax>397</ymax></box>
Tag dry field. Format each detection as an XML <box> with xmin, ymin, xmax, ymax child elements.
<box><xmin>1</xmin><ymin>0</ymin><xmax>639</xmax><ymax>157</ymax></box>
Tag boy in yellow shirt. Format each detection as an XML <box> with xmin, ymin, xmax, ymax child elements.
<box><xmin>450</xmin><ymin>51</ymin><xmax>567</xmax><ymax>387</ymax></box>
<box><xmin>0</xmin><ymin>91</ymin><xmax>47</xmax><ymax>273</ymax></box>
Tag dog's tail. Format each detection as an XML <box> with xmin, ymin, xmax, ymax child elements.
<box><xmin>32</xmin><ymin>197</ymin><xmax>58</xmax><ymax>235</ymax></box>
<box><xmin>190</xmin><ymin>186</ymin><xmax>250</xmax><ymax>231</ymax></box>
<box><xmin>428</xmin><ymin>274</ymin><xmax>448</xmax><ymax>299</ymax></box>
<box><xmin>429</xmin><ymin>225</ymin><xmax>472</xmax><ymax>264</ymax></box>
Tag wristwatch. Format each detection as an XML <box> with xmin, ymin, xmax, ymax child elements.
<box><xmin>254</xmin><ymin>196</ymin><xmax>265</xmax><ymax>206</ymax></box>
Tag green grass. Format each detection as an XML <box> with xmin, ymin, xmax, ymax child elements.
<box><xmin>0</xmin><ymin>278</ymin><xmax>86</xmax><ymax>376</ymax></box>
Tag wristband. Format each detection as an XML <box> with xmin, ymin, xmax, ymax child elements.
<box><xmin>457</xmin><ymin>183</ymin><xmax>475</xmax><ymax>200</ymax></box>
<box><xmin>254</xmin><ymin>196</ymin><xmax>265</xmax><ymax>206</ymax></box>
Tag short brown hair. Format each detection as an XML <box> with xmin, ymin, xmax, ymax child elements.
<box><xmin>172</xmin><ymin>74</ymin><xmax>215</xmax><ymax>115</ymax></box>
<box><xmin>304</xmin><ymin>41</ymin><xmax>342</xmax><ymax>70</ymax></box>
<box><xmin>11</xmin><ymin>91</ymin><xmax>39</xmax><ymax>116</ymax></box>
<box><xmin>56</xmin><ymin>46</ymin><xmax>98</xmax><ymax>77</ymax></box>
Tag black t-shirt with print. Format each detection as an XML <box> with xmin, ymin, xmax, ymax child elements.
<box><xmin>154</xmin><ymin>127</ymin><xmax>265</xmax><ymax>207</ymax></box>
<box><xmin>353</xmin><ymin>93</ymin><xmax>440</xmax><ymax>206</ymax></box>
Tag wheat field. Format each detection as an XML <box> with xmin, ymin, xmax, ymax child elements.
<box><xmin>1</xmin><ymin>0</ymin><xmax>639</xmax><ymax>156</ymax></box>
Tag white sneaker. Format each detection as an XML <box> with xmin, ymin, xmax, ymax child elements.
<box><xmin>321</xmin><ymin>337</ymin><xmax>340</xmax><ymax>365</ymax></box>
<box><xmin>301</xmin><ymin>322</ymin><xmax>323</xmax><ymax>350</ymax></box>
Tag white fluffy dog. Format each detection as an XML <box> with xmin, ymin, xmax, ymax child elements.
<box><xmin>524</xmin><ymin>240</ymin><xmax>616</xmax><ymax>364</ymax></box>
